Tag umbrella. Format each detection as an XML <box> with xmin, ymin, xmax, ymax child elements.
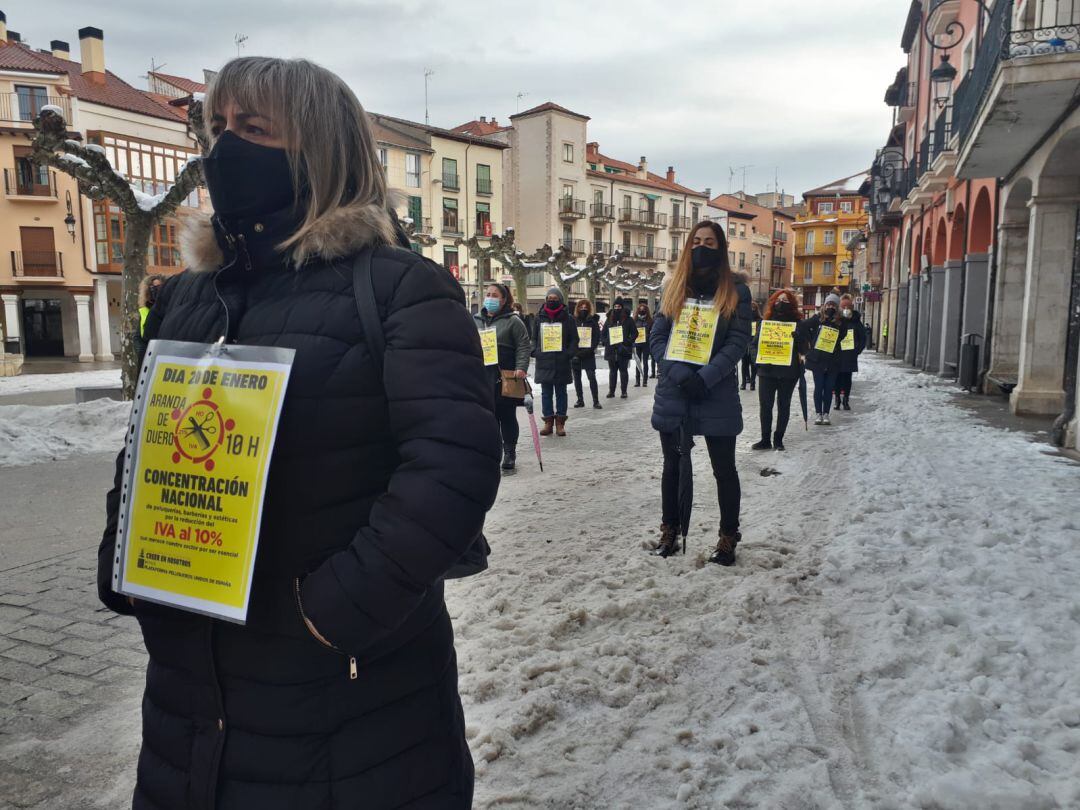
<box><xmin>798</xmin><ymin>371</ymin><xmax>809</xmax><ymax>430</ymax></box>
<box><xmin>523</xmin><ymin>392</ymin><xmax>544</xmax><ymax>472</ymax></box>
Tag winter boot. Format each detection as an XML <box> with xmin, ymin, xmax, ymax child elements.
<box><xmin>834</xmin><ymin>392</ymin><xmax>842</xmax><ymax>410</ymax></box>
<box><xmin>540</xmin><ymin>417</ymin><xmax>554</xmax><ymax>436</ymax></box>
<box><xmin>842</xmin><ymin>395</ymin><xmax>851</xmax><ymax>411</ymax></box>
<box><xmin>751</xmin><ymin>437</ymin><xmax>772</xmax><ymax>450</ymax></box>
<box><xmin>573</xmin><ymin>398</ymin><xmax>585</xmax><ymax>409</ymax></box>
<box><xmin>593</xmin><ymin>400</ymin><xmax>603</xmax><ymax>410</ymax></box>
<box><xmin>814</xmin><ymin>413</ymin><xmax>824</xmax><ymax>426</ymax></box>
<box><xmin>822</xmin><ymin>412</ymin><xmax>831</xmax><ymax>426</ymax></box>
<box><xmin>555</xmin><ymin>416</ymin><xmax>568</xmax><ymax>437</ymax></box>
<box><xmin>634</xmin><ymin>371</ymin><xmax>641</xmax><ymax>387</ymax></box>
<box><xmin>773</xmin><ymin>433</ymin><xmax>786</xmax><ymax>451</ymax></box>
<box><xmin>606</xmin><ymin>390</ymin><xmax>616</xmax><ymax>399</ymax></box>
<box><xmin>708</xmin><ymin>530</ymin><xmax>741</xmax><ymax>566</ymax></box>
<box><xmin>501</xmin><ymin>444</ymin><xmax>517</xmax><ymax>472</ymax></box>
<box><xmin>652</xmin><ymin>524</ymin><xmax>681</xmax><ymax>558</ymax></box>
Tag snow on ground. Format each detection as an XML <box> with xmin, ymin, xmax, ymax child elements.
<box><xmin>0</xmin><ymin>399</ymin><xmax>129</xmax><ymax>467</ymax></box>
<box><xmin>0</xmin><ymin>368</ymin><xmax>120</xmax><ymax>396</ymax></box>
<box><xmin>449</xmin><ymin>357</ymin><xmax>1080</xmax><ymax>809</ymax></box>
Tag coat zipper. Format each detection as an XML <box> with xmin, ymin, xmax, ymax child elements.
<box><xmin>294</xmin><ymin>578</ymin><xmax>357</xmax><ymax>679</ymax></box>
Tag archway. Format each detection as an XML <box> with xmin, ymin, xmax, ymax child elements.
<box><xmin>949</xmin><ymin>204</ymin><xmax>966</xmax><ymax>262</ymax></box>
<box><xmin>933</xmin><ymin>218</ymin><xmax>948</xmax><ymax>266</ymax></box>
<box><xmin>969</xmin><ymin>189</ymin><xmax>992</xmax><ymax>254</ymax></box>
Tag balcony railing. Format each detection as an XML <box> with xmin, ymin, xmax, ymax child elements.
<box><xmin>1009</xmin><ymin>21</ymin><xmax>1080</xmax><ymax>58</ymax></box>
<box><xmin>411</xmin><ymin>217</ymin><xmax>433</xmax><ymax>235</ymax></box>
<box><xmin>0</xmin><ymin>93</ymin><xmax>72</xmax><ymax>125</ymax></box>
<box><xmin>476</xmin><ymin>177</ymin><xmax>493</xmax><ymax>195</ymax></box>
<box><xmin>442</xmin><ymin>173</ymin><xmax>460</xmax><ymax>191</ymax></box>
<box><xmin>772</xmin><ymin>257</ymin><xmax>787</xmax><ymax>270</ymax></box>
<box><xmin>669</xmin><ymin>215</ymin><xmax>692</xmax><ymax>231</ymax></box>
<box><xmin>622</xmin><ymin>244</ymin><xmax>667</xmax><ymax>262</ymax></box>
<box><xmin>11</xmin><ymin>251</ymin><xmax>64</xmax><ymax>278</ymax></box>
<box><xmin>3</xmin><ymin>169</ymin><xmax>57</xmax><ymax>198</ymax></box>
<box><xmin>559</xmin><ymin>198</ymin><xmax>587</xmax><ymax>219</ymax></box>
<box><xmin>772</xmin><ymin>230</ymin><xmax>788</xmax><ymax>243</ymax></box>
<box><xmin>951</xmin><ymin>0</ymin><xmax>1011</xmax><ymax>148</ymax></box>
<box><xmin>796</xmin><ymin>243</ymin><xmax>837</xmax><ymax>256</ymax></box>
<box><xmin>590</xmin><ymin>241</ymin><xmax>615</xmax><ymax>255</ymax></box>
<box><xmin>931</xmin><ymin>104</ymin><xmax>953</xmax><ymax>163</ymax></box>
<box><xmin>619</xmin><ymin>208</ymin><xmax>668</xmax><ymax>229</ymax></box>
<box><xmin>441</xmin><ymin>217</ymin><xmax>463</xmax><ymax>236</ymax></box>
<box><xmin>559</xmin><ymin>238</ymin><xmax>586</xmax><ymax>255</ymax></box>
<box><xmin>669</xmin><ymin>248</ymin><xmax>681</xmax><ymax>263</ymax></box>
<box><xmin>589</xmin><ymin>203</ymin><xmax>615</xmax><ymax>222</ymax></box>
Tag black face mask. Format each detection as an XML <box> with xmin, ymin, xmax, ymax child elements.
<box><xmin>691</xmin><ymin>245</ymin><xmax>723</xmax><ymax>271</ymax></box>
<box><xmin>823</xmin><ymin>307</ymin><xmax>838</xmax><ymax>320</ymax></box>
<box><xmin>202</xmin><ymin>131</ymin><xmax>296</xmax><ymax>219</ymax></box>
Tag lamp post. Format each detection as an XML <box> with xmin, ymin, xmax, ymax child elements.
<box><xmin>64</xmin><ymin>190</ymin><xmax>76</xmax><ymax>242</ymax></box>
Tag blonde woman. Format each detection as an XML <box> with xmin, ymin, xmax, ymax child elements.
<box><xmin>649</xmin><ymin>220</ymin><xmax>752</xmax><ymax>564</ymax></box>
<box><xmin>97</xmin><ymin>57</ymin><xmax>499</xmax><ymax>809</ymax></box>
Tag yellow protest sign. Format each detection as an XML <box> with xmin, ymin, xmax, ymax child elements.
<box><xmin>815</xmin><ymin>325</ymin><xmax>840</xmax><ymax>353</ymax></box>
<box><xmin>577</xmin><ymin>326</ymin><xmax>593</xmax><ymax>347</ymax></box>
<box><xmin>664</xmin><ymin>299</ymin><xmax>720</xmax><ymax>366</ymax></box>
<box><xmin>609</xmin><ymin>325</ymin><xmax>624</xmax><ymax>345</ymax></box>
<box><xmin>113</xmin><ymin>340</ymin><xmax>294</xmax><ymax>623</ymax></box>
<box><xmin>635</xmin><ymin>326</ymin><xmax>647</xmax><ymax>344</ymax></box>
<box><xmin>479</xmin><ymin>327</ymin><xmax>498</xmax><ymax>366</ymax></box>
<box><xmin>840</xmin><ymin>330</ymin><xmax>856</xmax><ymax>351</ymax></box>
<box><xmin>541</xmin><ymin>322</ymin><xmax>563</xmax><ymax>353</ymax></box>
<box><xmin>755</xmin><ymin>320</ymin><xmax>797</xmax><ymax>366</ymax></box>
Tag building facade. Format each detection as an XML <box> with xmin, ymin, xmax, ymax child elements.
<box><xmin>791</xmin><ymin>173</ymin><xmax>870</xmax><ymax>314</ymax></box>
<box><xmin>709</xmin><ymin>192</ymin><xmax>796</xmax><ymax>303</ymax></box>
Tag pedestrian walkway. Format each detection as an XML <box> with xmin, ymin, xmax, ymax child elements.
<box><xmin>1</xmin><ymin>359</ymin><xmax>1077</xmax><ymax>808</ymax></box>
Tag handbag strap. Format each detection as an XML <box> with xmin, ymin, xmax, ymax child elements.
<box><xmin>352</xmin><ymin>248</ymin><xmax>384</xmax><ymax>377</ymax></box>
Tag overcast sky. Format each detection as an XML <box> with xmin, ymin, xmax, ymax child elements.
<box><xmin>8</xmin><ymin>0</ymin><xmax>908</xmax><ymax>198</ymax></box>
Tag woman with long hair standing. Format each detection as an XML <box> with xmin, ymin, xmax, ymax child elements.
<box><xmin>751</xmin><ymin>289</ymin><xmax>806</xmax><ymax>451</ymax></box>
<box><xmin>97</xmin><ymin>57</ymin><xmax>499</xmax><ymax>810</ymax></box>
<box><xmin>634</xmin><ymin>300</ymin><xmax>654</xmax><ymax>387</ymax></box>
<box><xmin>649</xmin><ymin>221</ymin><xmax>753</xmax><ymax>565</ymax></box>
<box><xmin>603</xmin><ymin>297</ymin><xmax>638</xmax><ymax>398</ymax></box>
<box><xmin>572</xmin><ymin>298</ymin><xmax>603</xmax><ymax>409</ymax></box>
<box><xmin>476</xmin><ymin>282</ymin><xmax>533</xmax><ymax>470</ymax></box>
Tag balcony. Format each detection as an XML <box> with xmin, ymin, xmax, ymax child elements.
<box><xmin>3</xmin><ymin>169</ymin><xmax>58</xmax><ymax>200</ymax></box>
<box><xmin>476</xmin><ymin>177</ymin><xmax>493</xmax><ymax>195</ymax></box>
<box><xmin>559</xmin><ymin>238</ymin><xmax>586</xmax><ymax>255</ymax></box>
<box><xmin>795</xmin><ymin>242</ymin><xmax>838</xmax><ymax>257</ymax></box>
<box><xmin>589</xmin><ymin>203</ymin><xmax>616</xmax><ymax>222</ymax></box>
<box><xmin>669</xmin><ymin>247</ymin><xmax>681</xmax><ymax>264</ymax></box>
<box><xmin>619</xmin><ymin>208</ymin><xmax>668</xmax><ymax>230</ymax></box>
<box><xmin>589</xmin><ymin>241</ymin><xmax>615</xmax><ymax>256</ymax></box>
<box><xmin>956</xmin><ymin>2</ymin><xmax>1080</xmax><ymax>178</ymax></box>
<box><xmin>669</xmin><ymin>215</ymin><xmax>692</xmax><ymax>232</ymax></box>
<box><xmin>772</xmin><ymin>256</ymin><xmax>787</xmax><ymax>270</ymax></box>
<box><xmin>412</xmin><ymin>217</ymin><xmax>433</xmax><ymax>235</ymax></box>
<box><xmin>442</xmin><ymin>173</ymin><xmax>460</xmax><ymax>191</ymax></box>
<box><xmin>0</xmin><ymin>93</ymin><xmax>72</xmax><ymax>126</ymax></box>
<box><xmin>559</xmin><ymin>198</ymin><xmax>587</xmax><ymax>219</ymax></box>
<box><xmin>928</xmin><ymin>103</ymin><xmax>958</xmax><ymax>182</ymax></box>
<box><xmin>441</xmin><ymin>217</ymin><xmax>464</xmax><ymax>237</ymax></box>
<box><xmin>11</xmin><ymin>251</ymin><xmax>64</xmax><ymax>279</ymax></box>
<box><xmin>621</xmin><ymin>244</ymin><xmax>667</xmax><ymax>263</ymax></box>
<box><xmin>772</xmin><ymin>230</ymin><xmax>788</xmax><ymax>243</ymax></box>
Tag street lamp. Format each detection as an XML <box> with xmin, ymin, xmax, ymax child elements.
<box><xmin>64</xmin><ymin>190</ymin><xmax>76</xmax><ymax>242</ymax></box>
<box><xmin>930</xmin><ymin>54</ymin><xmax>958</xmax><ymax>109</ymax></box>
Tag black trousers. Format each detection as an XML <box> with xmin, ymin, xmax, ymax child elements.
<box><xmin>608</xmin><ymin>355</ymin><xmax>630</xmax><ymax>395</ymax></box>
<box><xmin>634</xmin><ymin>345</ymin><xmax>651</xmax><ymax>383</ymax></box>
<box><xmin>835</xmin><ymin>372</ymin><xmax>853</xmax><ymax>402</ymax></box>
<box><xmin>572</xmin><ymin>357</ymin><xmax>599</xmax><ymax>404</ymax></box>
<box><xmin>757</xmin><ymin>376</ymin><xmax>798</xmax><ymax>442</ymax></box>
<box><xmin>495</xmin><ymin>395</ymin><xmax>520</xmax><ymax>447</ymax></box>
<box><xmin>741</xmin><ymin>354</ymin><xmax>757</xmax><ymax>388</ymax></box>
<box><xmin>659</xmin><ymin>432</ymin><xmax>741</xmax><ymax>535</ymax></box>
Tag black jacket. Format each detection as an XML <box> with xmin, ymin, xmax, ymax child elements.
<box><xmin>97</xmin><ymin>203</ymin><xmax>500</xmax><ymax>810</ymax></box>
<box><xmin>602</xmin><ymin>311</ymin><xmax>639</xmax><ymax>362</ymax></box>
<box><xmin>837</xmin><ymin>311</ymin><xmax>867</xmax><ymax>372</ymax></box>
<box><xmin>574</xmin><ymin>313</ymin><xmax>601</xmax><ymax>368</ymax></box>
<box><xmin>532</xmin><ymin>305</ymin><xmax>579</xmax><ymax>385</ymax></box>
<box><xmin>753</xmin><ymin>316</ymin><xmax>808</xmax><ymax>380</ymax></box>
<box><xmin>801</xmin><ymin>313</ymin><xmax>850</xmax><ymax>373</ymax></box>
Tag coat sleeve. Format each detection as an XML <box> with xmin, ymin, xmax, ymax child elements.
<box><xmin>698</xmin><ymin>284</ymin><xmax>753</xmax><ymax>388</ymax></box>
<box><xmin>649</xmin><ymin>314</ymin><xmax>670</xmax><ymax>364</ymax></box>
<box><xmin>299</xmin><ymin>258</ymin><xmax>501</xmax><ymax>654</ymax></box>
<box><xmin>566</xmin><ymin>316</ymin><xmax>579</xmax><ymax>356</ymax></box>
<box><xmin>855</xmin><ymin>319</ymin><xmax>867</xmax><ymax>354</ymax></box>
<box><xmin>512</xmin><ymin>316</ymin><xmax>533</xmax><ymax>371</ymax></box>
<box><xmin>625</xmin><ymin>320</ymin><xmax>638</xmax><ymax>346</ymax></box>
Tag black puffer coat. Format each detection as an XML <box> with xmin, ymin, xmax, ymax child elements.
<box><xmin>532</xmin><ymin>306</ymin><xmax>578</xmax><ymax>385</ymax></box>
<box><xmin>801</xmin><ymin>313</ymin><xmax>850</xmax><ymax>374</ymax></box>
<box><xmin>837</xmin><ymin>310</ymin><xmax>867</xmax><ymax>373</ymax></box>
<box><xmin>97</xmin><ymin>202</ymin><xmax>500</xmax><ymax>810</ymax></box>
<box><xmin>574</xmin><ymin>312</ymin><xmax>601</xmax><ymax>371</ymax></box>
<box><xmin>753</xmin><ymin>316</ymin><xmax>807</xmax><ymax>380</ymax></box>
<box><xmin>602</xmin><ymin>310</ymin><xmax>638</xmax><ymax>362</ymax></box>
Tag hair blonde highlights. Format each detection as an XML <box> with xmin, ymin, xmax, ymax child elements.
<box><xmin>660</xmin><ymin>221</ymin><xmax>739</xmax><ymax>321</ymax></box>
<box><xmin>204</xmin><ymin>57</ymin><xmax>391</xmax><ymax>260</ymax></box>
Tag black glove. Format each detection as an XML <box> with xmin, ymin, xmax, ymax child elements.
<box><xmin>680</xmin><ymin>373</ymin><xmax>708</xmax><ymax>401</ymax></box>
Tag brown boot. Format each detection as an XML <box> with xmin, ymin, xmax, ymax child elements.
<box><xmin>652</xmin><ymin>524</ymin><xmax>681</xmax><ymax>558</ymax></box>
<box><xmin>540</xmin><ymin>417</ymin><xmax>554</xmax><ymax>436</ymax></box>
<box><xmin>708</xmin><ymin>530</ymin><xmax>741</xmax><ymax>566</ymax></box>
<box><xmin>555</xmin><ymin>415</ymin><xmax>567</xmax><ymax>437</ymax></box>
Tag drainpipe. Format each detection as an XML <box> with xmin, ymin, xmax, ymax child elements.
<box><xmin>1051</xmin><ymin>207</ymin><xmax>1080</xmax><ymax>447</ymax></box>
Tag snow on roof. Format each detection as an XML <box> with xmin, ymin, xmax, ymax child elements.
<box><xmin>804</xmin><ymin>171</ymin><xmax>871</xmax><ymax>198</ymax></box>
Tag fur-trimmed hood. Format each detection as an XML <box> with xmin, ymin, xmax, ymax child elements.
<box><xmin>180</xmin><ymin>201</ymin><xmax>399</xmax><ymax>273</ymax></box>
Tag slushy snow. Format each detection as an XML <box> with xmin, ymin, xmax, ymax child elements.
<box><xmin>448</xmin><ymin>357</ymin><xmax>1080</xmax><ymax>808</ymax></box>
<box><xmin>0</xmin><ymin>399</ymin><xmax>129</xmax><ymax>467</ymax></box>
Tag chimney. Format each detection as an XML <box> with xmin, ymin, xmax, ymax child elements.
<box><xmin>480</xmin><ymin>116</ymin><xmax>487</xmax><ymax>123</ymax></box>
<box><xmin>666</xmin><ymin>166</ymin><xmax>675</xmax><ymax>183</ymax></box>
<box><xmin>705</xmin><ymin>187</ymin><xmax>712</xmax><ymax>200</ymax></box>
<box><xmin>78</xmin><ymin>26</ymin><xmax>105</xmax><ymax>85</ymax></box>
<box><xmin>637</xmin><ymin>156</ymin><xmax>647</xmax><ymax>179</ymax></box>
<box><xmin>50</xmin><ymin>39</ymin><xmax>70</xmax><ymax>59</ymax></box>
<box><xmin>0</xmin><ymin>11</ymin><xmax>6</xmax><ymax>42</ymax></box>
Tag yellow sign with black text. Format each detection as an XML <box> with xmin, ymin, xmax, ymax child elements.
<box><xmin>756</xmin><ymin>320</ymin><xmax>797</xmax><ymax>366</ymax></box>
<box><xmin>479</xmin><ymin>327</ymin><xmax>498</xmax><ymax>366</ymax></box>
<box><xmin>815</xmin><ymin>326</ymin><xmax>840</xmax><ymax>353</ymax></box>
<box><xmin>541</xmin><ymin>322</ymin><xmax>563</xmax><ymax>353</ymax></box>
<box><xmin>577</xmin><ymin>326</ymin><xmax>592</xmax><ymax>347</ymax></box>
<box><xmin>840</xmin><ymin>330</ymin><xmax>856</xmax><ymax>351</ymax></box>
<box><xmin>609</xmin><ymin>325</ymin><xmax>624</xmax><ymax>346</ymax></box>
<box><xmin>664</xmin><ymin>299</ymin><xmax>720</xmax><ymax>366</ymax></box>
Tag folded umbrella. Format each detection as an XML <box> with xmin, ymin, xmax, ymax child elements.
<box><xmin>523</xmin><ymin>391</ymin><xmax>544</xmax><ymax>472</ymax></box>
<box><xmin>676</xmin><ymin>421</ymin><xmax>694</xmax><ymax>554</ymax></box>
<box><xmin>798</xmin><ymin>371</ymin><xmax>809</xmax><ymax>430</ymax></box>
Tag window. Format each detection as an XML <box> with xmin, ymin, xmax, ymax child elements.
<box><xmin>405</xmin><ymin>153</ymin><xmax>421</xmax><ymax>188</ymax></box>
<box><xmin>478</xmin><ymin>256</ymin><xmax>492</xmax><ymax>279</ymax></box>
<box><xmin>442</xmin><ymin>198</ymin><xmax>460</xmax><ymax>233</ymax></box>
<box><xmin>806</xmin><ymin>231</ymin><xmax>816</xmax><ymax>250</ymax></box>
<box><xmin>840</xmin><ymin>201</ymin><xmax>854</xmax><ymax>213</ymax></box>
<box><xmin>823</xmin><ymin>230</ymin><xmax>835</xmax><ymax>246</ymax></box>
<box><xmin>623</xmin><ymin>194</ymin><xmax>632</xmax><ymax>213</ymax></box>
<box><xmin>691</xmin><ymin>205</ymin><xmax>700</xmax><ymax>222</ymax></box>
<box><xmin>442</xmin><ymin>158</ymin><xmax>459</xmax><ymax>190</ymax></box>
<box><xmin>804</xmin><ymin>261</ymin><xmax>813</xmax><ymax>280</ymax></box>
<box><xmin>823</xmin><ymin>260</ymin><xmax>835</xmax><ymax>276</ymax></box>
<box><xmin>738</xmin><ymin>252</ymin><xmax>746</xmax><ymax>268</ymax></box>
<box><xmin>14</xmin><ymin>85</ymin><xmax>48</xmax><ymax>122</ymax></box>
<box><xmin>563</xmin><ymin>184</ymin><xmax>574</xmax><ymax>199</ymax></box>
<box><xmin>729</xmin><ymin>251</ymin><xmax>736</xmax><ymax>265</ymax></box>
<box><xmin>563</xmin><ymin>142</ymin><xmax>574</xmax><ymax>163</ymax></box>
<box><xmin>593</xmin><ymin>189</ymin><xmax>604</xmax><ymax>204</ymax></box>
<box><xmin>672</xmin><ymin>201</ymin><xmax>681</xmax><ymax>220</ymax></box>
<box><xmin>818</xmin><ymin>202</ymin><xmax>834</xmax><ymax>214</ymax></box>
<box><xmin>622</xmin><ymin>232</ymin><xmax>631</xmax><ymax>249</ymax></box>
<box><xmin>562</xmin><ymin>224</ymin><xmax>573</xmax><ymax>242</ymax></box>
<box><xmin>739</xmin><ymin>224</ymin><xmax>746</xmax><ymax>238</ymax></box>
<box><xmin>377</xmin><ymin>148</ymin><xmax>388</xmax><ymax>172</ymax></box>
<box><xmin>728</xmin><ymin>222</ymin><xmax>736</xmax><ymax>237</ymax></box>
<box><xmin>842</xmin><ymin>229</ymin><xmax>861</xmax><ymax>245</ymax></box>
<box><xmin>443</xmin><ymin>248</ymin><xmax>459</xmax><ymax>273</ymax></box>
<box><xmin>12</xmin><ymin>146</ymin><xmax>49</xmax><ymax>194</ymax></box>
<box><xmin>476</xmin><ymin>202</ymin><xmax>491</xmax><ymax>235</ymax></box>
<box><xmin>593</xmin><ymin>227</ymin><xmax>603</xmax><ymax>242</ymax></box>
<box><xmin>407</xmin><ymin>196</ymin><xmax>423</xmax><ymax>228</ymax></box>
<box><xmin>476</xmin><ymin>164</ymin><xmax>492</xmax><ymax>194</ymax></box>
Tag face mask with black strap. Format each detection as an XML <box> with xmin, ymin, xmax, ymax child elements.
<box><xmin>202</xmin><ymin>131</ymin><xmax>298</xmax><ymax>219</ymax></box>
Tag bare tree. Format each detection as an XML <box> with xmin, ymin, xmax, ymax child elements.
<box><xmin>29</xmin><ymin>102</ymin><xmax>207</xmax><ymax>397</ymax></box>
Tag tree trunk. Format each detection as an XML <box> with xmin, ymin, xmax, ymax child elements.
<box><xmin>511</xmin><ymin>270</ymin><xmax>530</xmax><ymax>312</ymax></box>
<box><xmin>553</xmin><ymin>274</ymin><xmax>573</xmax><ymax>304</ymax></box>
<box><xmin>585</xmin><ymin>275</ymin><xmax>599</xmax><ymax>306</ymax></box>
<box><xmin>120</xmin><ymin>213</ymin><xmax>153</xmax><ymax>399</ymax></box>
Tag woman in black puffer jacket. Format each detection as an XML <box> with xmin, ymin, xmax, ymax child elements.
<box><xmin>572</xmin><ymin>298</ymin><xmax>603</xmax><ymax>409</ymax></box>
<box><xmin>649</xmin><ymin>221</ymin><xmax>752</xmax><ymax>565</ymax></box>
<box><xmin>750</xmin><ymin>288</ymin><xmax>807</xmax><ymax>451</ymax></box>
<box><xmin>96</xmin><ymin>57</ymin><xmax>500</xmax><ymax>810</ymax></box>
<box><xmin>603</xmin><ymin>297</ymin><xmax>638</xmax><ymax>398</ymax></box>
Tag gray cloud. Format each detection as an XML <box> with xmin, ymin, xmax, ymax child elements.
<box><xmin>8</xmin><ymin>0</ymin><xmax>907</xmax><ymax>197</ymax></box>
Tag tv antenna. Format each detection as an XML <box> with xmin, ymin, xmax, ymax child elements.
<box><xmin>516</xmin><ymin>91</ymin><xmax>529</xmax><ymax>113</ymax></box>
<box><xmin>234</xmin><ymin>33</ymin><xmax>248</xmax><ymax>56</ymax></box>
<box><xmin>729</xmin><ymin>164</ymin><xmax>754</xmax><ymax>194</ymax></box>
<box><xmin>144</xmin><ymin>58</ymin><xmax>167</xmax><ymax>85</ymax></box>
<box><xmin>424</xmin><ymin>68</ymin><xmax>435</xmax><ymax>125</ymax></box>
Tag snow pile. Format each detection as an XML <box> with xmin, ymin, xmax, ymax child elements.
<box><xmin>0</xmin><ymin>368</ymin><xmax>120</xmax><ymax>396</ymax></box>
<box><xmin>39</xmin><ymin>104</ymin><xmax>65</xmax><ymax>118</ymax></box>
<box><xmin>449</xmin><ymin>357</ymin><xmax>1080</xmax><ymax>808</ymax></box>
<box><xmin>0</xmin><ymin>399</ymin><xmax>128</xmax><ymax>467</ymax></box>
<box><xmin>131</xmin><ymin>186</ymin><xmax>168</xmax><ymax>212</ymax></box>
<box><xmin>58</xmin><ymin>153</ymin><xmax>90</xmax><ymax>168</ymax></box>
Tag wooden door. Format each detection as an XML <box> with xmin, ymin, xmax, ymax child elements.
<box><xmin>19</xmin><ymin>227</ymin><xmax>58</xmax><ymax>276</ymax></box>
